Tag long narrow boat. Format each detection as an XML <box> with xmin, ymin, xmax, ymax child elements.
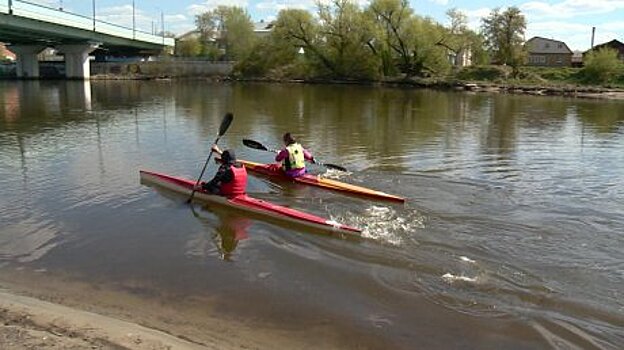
<box><xmin>140</xmin><ymin>170</ymin><xmax>361</xmax><ymax>236</ymax></box>
<box><xmin>219</xmin><ymin>159</ymin><xmax>406</xmax><ymax>203</ymax></box>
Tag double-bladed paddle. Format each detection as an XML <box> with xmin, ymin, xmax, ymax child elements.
<box><xmin>187</xmin><ymin>113</ymin><xmax>234</xmax><ymax>203</ymax></box>
<box><xmin>242</xmin><ymin>138</ymin><xmax>347</xmax><ymax>172</ymax></box>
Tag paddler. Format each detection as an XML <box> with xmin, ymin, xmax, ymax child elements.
<box><xmin>275</xmin><ymin>132</ymin><xmax>315</xmax><ymax>178</ymax></box>
<box><xmin>195</xmin><ymin>145</ymin><xmax>247</xmax><ymax>197</ymax></box>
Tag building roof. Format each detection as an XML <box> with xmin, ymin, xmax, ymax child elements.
<box><xmin>526</xmin><ymin>36</ymin><xmax>573</xmax><ymax>54</ymax></box>
<box><xmin>587</xmin><ymin>39</ymin><xmax>624</xmax><ymax>53</ymax></box>
<box><xmin>176</xmin><ymin>30</ymin><xmax>200</xmax><ymax>40</ymax></box>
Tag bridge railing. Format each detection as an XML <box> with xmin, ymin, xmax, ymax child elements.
<box><xmin>2</xmin><ymin>0</ymin><xmax>174</xmax><ymax>46</ymax></box>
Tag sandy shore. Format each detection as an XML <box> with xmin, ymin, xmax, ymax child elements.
<box><xmin>0</xmin><ymin>267</ymin><xmax>386</xmax><ymax>350</ymax></box>
<box><xmin>0</xmin><ymin>289</ymin><xmax>207</xmax><ymax>349</ymax></box>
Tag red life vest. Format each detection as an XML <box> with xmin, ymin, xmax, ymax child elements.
<box><xmin>220</xmin><ymin>165</ymin><xmax>247</xmax><ymax>197</ymax></box>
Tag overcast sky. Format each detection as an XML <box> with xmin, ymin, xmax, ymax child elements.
<box><xmin>29</xmin><ymin>0</ymin><xmax>624</xmax><ymax>51</ymax></box>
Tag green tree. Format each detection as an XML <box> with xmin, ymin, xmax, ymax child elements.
<box><xmin>481</xmin><ymin>6</ymin><xmax>526</xmax><ymax>76</ymax></box>
<box><xmin>366</xmin><ymin>0</ymin><xmax>448</xmax><ymax>77</ymax></box>
<box><xmin>411</xmin><ymin>17</ymin><xmax>451</xmax><ymax>75</ymax></box>
<box><xmin>195</xmin><ymin>6</ymin><xmax>255</xmax><ymax>60</ymax></box>
<box><xmin>235</xmin><ymin>9</ymin><xmax>318</xmax><ymax>78</ymax></box>
<box><xmin>317</xmin><ymin>0</ymin><xmax>379</xmax><ymax>79</ymax></box>
<box><xmin>581</xmin><ymin>48</ymin><xmax>624</xmax><ymax>84</ymax></box>
<box><xmin>436</xmin><ymin>8</ymin><xmax>484</xmax><ymax>67</ymax></box>
<box><xmin>366</xmin><ymin>0</ymin><xmax>415</xmax><ymax>76</ymax></box>
<box><xmin>176</xmin><ymin>37</ymin><xmax>202</xmax><ymax>57</ymax></box>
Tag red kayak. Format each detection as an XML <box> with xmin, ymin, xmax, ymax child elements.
<box><xmin>140</xmin><ymin>170</ymin><xmax>361</xmax><ymax>236</ymax></box>
<box><xmin>219</xmin><ymin>159</ymin><xmax>405</xmax><ymax>203</ymax></box>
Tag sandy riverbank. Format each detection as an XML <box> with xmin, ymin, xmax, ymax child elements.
<box><xmin>0</xmin><ymin>289</ymin><xmax>206</xmax><ymax>350</ymax></box>
<box><xmin>0</xmin><ymin>267</ymin><xmax>387</xmax><ymax>350</ymax></box>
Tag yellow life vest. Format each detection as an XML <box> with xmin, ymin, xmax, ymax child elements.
<box><xmin>284</xmin><ymin>143</ymin><xmax>305</xmax><ymax>170</ymax></box>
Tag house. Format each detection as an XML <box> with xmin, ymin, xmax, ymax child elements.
<box><xmin>0</xmin><ymin>43</ymin><xmax>15</xmax><ymax>61</ymax></box>
<box><xmin>253</xmin><ymin>20</ymin><xmax>274</xmax><ymax>38</ymax></box>
<box><xmin>584</xmin><ymin>39</ymin><xmax>624</xmax><ymax>61</ymax></box>
<box><xmin>571</xmin><ymin>50</ymin><xmax>583</xmax><ymax>67</ymax></box>
<box><xmin>525</xmin><ymin>37</ymin><xmax>573</xmax><ymax>67</ymax></box>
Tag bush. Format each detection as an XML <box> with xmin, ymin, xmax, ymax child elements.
<box><xmin>580</xmin><ymin>48</ymin><xmax>624</xmax><ymax>84</ymax></box>
<box><xmin>455</xmin><ymin>65</ymin><xmax>511</xmax><ymax>81</ymax></box>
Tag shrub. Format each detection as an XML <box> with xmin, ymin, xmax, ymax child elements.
<box><xmin>455</xmin><ymin>65</ymin><xmax>511</xmax><ymax>81</ymax></box>
<box><xmin>580</xmin><ymin>48</ymin><xmax>624</xmax><ymax>84</ymax></box>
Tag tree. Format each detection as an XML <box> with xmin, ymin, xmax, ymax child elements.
<box><xmin>317</xmin><ymin>0</ymin><xmax>379</xmax><ymax>79</ymax></box>
<box><xmin>366</xmin><ymin>0</ymin><xmax>448</xmax><ymax>77</ymax></box>
<box><xmin>366</xmin><ymin>0</ymin><xmax>414</xmax><ymax>76</ymax></box>
<box><xmin>581</xmin><ymin>48</ymin><xmax>624</xmax><ymax>84</ymax></box>
<box><xmin>234</xmin><ymin>9</ymin><xmax>319</xmax><ymax>78</ymax></box>
<box><xmin>481</xmin><ymin>6</ymin><xmax>526</xmax><ymax>76</ymax></box>
<box><xmin>436</xmin><ymin>8</ymin><xmax>483</xmax><ymax>67</ymax></box>
<box><xmin>176</xmin><ymin>37</ymin><xmax>202</xmax><ymax>57</ymax></box>
<box><xmin>194</xmin><ymin>6</ymin><xmax>255</xmax><ymax>60</ymax></box>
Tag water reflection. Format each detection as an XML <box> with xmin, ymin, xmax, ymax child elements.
<box><xmin>189</xmin><ymin>206</ymin><xmax>250</xmax><ymax>261</ymax></box>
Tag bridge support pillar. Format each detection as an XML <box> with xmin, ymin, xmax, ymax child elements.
<box><xmin>57</xmin><ymin>43</ymin><xmax>100</xmax><ymax>79</ymax></box>
<box><xmin>10</xmin><ymin>45</ymin><xmax>46</xmax><ymax>79</ymax></box>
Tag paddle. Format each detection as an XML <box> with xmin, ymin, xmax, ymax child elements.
<box><xmin>242</xmin><ymin>138</ymin><xmax>347</xmax><ymax>172</ymax></box>
<box><xmin>187</xmin><ymin>113</ymin><xmax>234</xmax><ymax>203</ymax></box>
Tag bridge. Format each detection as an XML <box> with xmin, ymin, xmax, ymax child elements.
<box><xmin>0</xmin><ymin>0</ymin><xmax>175</xmax><ymax>79</ymax></box>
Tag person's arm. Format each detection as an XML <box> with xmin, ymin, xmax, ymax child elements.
<box><xmin>303</xmin><ymin>148</ymin><xmax>314</xmax><ymax>163</ymax></box>
<box><xmin>275</xmin><ymin>149</ymin><xmax>288</xmax><ymax>162</ymax></box>
<box><xmin>203</xmin><ymin>165</ymin><xmax>232</xmax><ymax>190</ymax></box>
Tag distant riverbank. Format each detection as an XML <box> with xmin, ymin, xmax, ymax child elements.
<box><xmin>229</xmin><ymin>76</ymin><xmax>624</xmax><ymax>100</ymax></box>
<box><xmin>2</xmin><ymin>61</ymin><xmax>623</xmax><ymax>100</ymax></box>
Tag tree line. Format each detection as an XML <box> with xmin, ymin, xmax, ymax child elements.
<box><xmin>177</xmin><ymin>0</ymin><xmax>623</xmax><ymax>84</ymax></box>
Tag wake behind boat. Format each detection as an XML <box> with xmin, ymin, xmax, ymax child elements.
<box><xmin>219</xmin><ymin>158</ymin><xmax>406</xmax><ymax>203</ymax></box>
<box><xmin>140</xmin><ymin>170</ymin><xmax>362</xmax><ymax>236</ymax></box>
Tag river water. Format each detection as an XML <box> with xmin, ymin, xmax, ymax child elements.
<box><xmin>0</xmin><ymin>80</ymin><xmax>622</xmax><ymax>349</ymax></box>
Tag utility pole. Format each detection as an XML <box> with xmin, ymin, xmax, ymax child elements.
<box><xmin>161</xmin><ymin>10</ymin><xmax>165</xmax><ymax>44</ymax></box>
<box><xmin>132</xmin><ymin>0</ymin><xmax>136</xmax><ymax>39</ymax></box>
<box><xmin>591</xmin><ymin>27</ymin><xmax>596</xmax><ymax>49</ymax></box>
<box><xmin>92</xmin><ymin>0</ymin><xmax>96</xmax><ymax>31</ymax></box>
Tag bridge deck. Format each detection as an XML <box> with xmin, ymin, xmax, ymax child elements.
<box><xmin>0</xmin><ymin>0</ymin><xmax>174</xmax><ymax>51</ymax></box>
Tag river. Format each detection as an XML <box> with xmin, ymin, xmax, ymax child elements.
<box><xmin>0</xmin><ymin>80</ymin><xmax>622</xmax><ymax>349</ymax></box>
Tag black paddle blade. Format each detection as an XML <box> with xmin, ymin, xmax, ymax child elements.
<box><xmin>242</xmin><ymin>139</ymin><xmax>269</xmax><ymax>151</ymax></box>
<box><xmin>219</xmin><ymin>113</ymin><xmax>234</xmax><ymax>136</ymax></box>
<box><xmin>320</xmin><ymin>163</ymin><xmax>347</xmax><ymax>172</ymax></box>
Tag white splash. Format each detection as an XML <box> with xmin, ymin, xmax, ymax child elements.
<box><xmin>319</xmin><ymin>168</ymin><xmax>352</xmax><ymax>179</ymax></box>
<box><xmin>460</xmin><ymin>256</ymin><xmax>476</xmax><ymax>264</ymax></box>
<box><xmin>332</xmin><ymin>205</ymin><xmax>425</xmax><ymax>246</ymax></box>
<box><xmin>442</xmin><ymin>273</ymin><xmax>478</xmax><ymax>283</ymax></box>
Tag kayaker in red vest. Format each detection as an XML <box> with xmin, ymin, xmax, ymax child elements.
<box><xmin>275</xmin><ymin>132</ymin><xmax>315</xmax><ymax>178</ymax></box>
<box><xmin>196</xmin><ymin>145</ymin><xmax>247</xmax><ymax>197</ymax></box>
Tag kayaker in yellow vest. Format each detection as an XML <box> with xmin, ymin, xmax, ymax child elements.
<box><xmin>275</xmin><ymin>133</ymin><xmax>315</xmax><ymax>178</ymax></box>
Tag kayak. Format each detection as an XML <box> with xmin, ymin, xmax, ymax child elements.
<box><xmin>219</xmin><ymin>159</ymin><xmax>406</xmax><ymax>203</ymax></box>
<box><xmin>140</xmin><ymin>170</ymin><xmax>362</xmax><ymax>236</ymax></box>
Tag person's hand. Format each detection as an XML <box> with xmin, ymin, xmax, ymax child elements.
<box><xmin>211</xmin><ymin>144</ymin><xmax>221</xmax><ymax>154</ymax></box>
<box><xmin>193</xmin><ymin>184</ymin><xmax>203</xmax><ymax>190</ymax></box>
<box><xmin>311</xmin><ymin>158</ymin><xmax>317</xmax><ymax>164</ymax></box>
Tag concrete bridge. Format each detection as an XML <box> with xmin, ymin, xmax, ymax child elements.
<box><xmin>0</xmin><ymin>0</ymin><xmax>175</xmax><ymax>79</ymax></box>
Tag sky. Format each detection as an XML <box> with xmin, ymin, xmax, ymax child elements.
<box><xmin>27</xmin><ymin>0</ymin><xmax>624</xmax><ymax>51</ymax></box>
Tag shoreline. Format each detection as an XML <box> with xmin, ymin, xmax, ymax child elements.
<box><xmin>2</xmin><ymin>74</ymin><xmax>623</xmax><ymax>100</ymax></box>
<box><xmin>226</xmin><ymin>77</ymin><xmax>624</xmax><ymax>100</ymax></box>
<box><xmin>0</xmin><ymin>289</ymin><xmax>206</xmax><ymax>350</ymax></box>
<box><xmin>0</xmin><ymin>267</ymin><xmax>402</xmax><ymax>350</ymax></box>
